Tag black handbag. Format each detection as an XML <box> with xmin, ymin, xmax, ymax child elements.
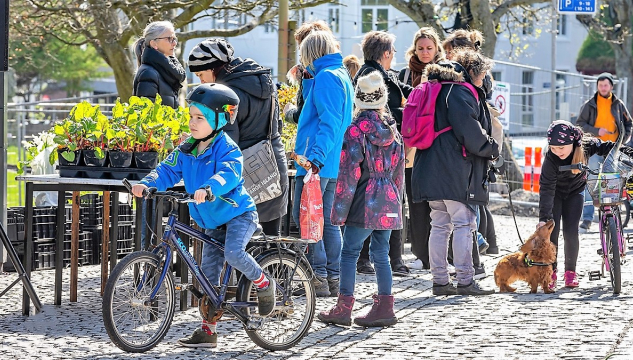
<box><xmin>241</xmin><ymin>98</ymin><xmax>283</xmax><ymax>204</ymax></box>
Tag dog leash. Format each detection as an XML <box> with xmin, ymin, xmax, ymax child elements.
<box><xmin>506</xmin><ymin>183</ymin><xmax>525</xmax><ymax>245</ymax></box>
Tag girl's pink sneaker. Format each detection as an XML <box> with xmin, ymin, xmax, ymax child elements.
<box><xmin>548</xmin><ymin>271</ymin><xmax>557</xmax><ymax>291</ymax></box>
<box><xmin>564</xmin><ymin>271</ymin><xmax>579</xmax><ymax>288</ymax></box>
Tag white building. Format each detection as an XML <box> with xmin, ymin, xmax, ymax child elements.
<box><xmin>178</xmin><ymin>1</ymin><xmax>590</xmax><ymax>136</ymax></box>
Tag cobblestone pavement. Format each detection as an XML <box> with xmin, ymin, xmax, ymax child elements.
<box><xmin>2</xmin><ymin>214</ymin><xmax>633</xmax><ymax>359</ymax></box>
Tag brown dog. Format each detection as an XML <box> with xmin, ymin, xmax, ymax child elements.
<box><xmin>494</xmin><ymin>219</ymin><xmax>557</xmax><ymax>293</ymax></box>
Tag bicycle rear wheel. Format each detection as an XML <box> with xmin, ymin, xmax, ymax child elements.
<box><xmin>606</xmin><ymin>217</ymin><xmax>622</xmax><ymax>294</ymax></box>
<box><xmin>102</xmin><ymin>251</ymin><xmax>176</xmax><ymax>352</ymax></box>
<box><xmin>237</xmin><ymin>252</ymin><xmax>315</xmax><ymax>351</ymax></box>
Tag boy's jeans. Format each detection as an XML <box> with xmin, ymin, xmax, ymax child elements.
<box><xmin>201</xmin><ymin>211</ymin><xmax>261</xmax><ymax>286</ymax></box>
<box><xmin>429</xmin><ymin>200</ymin><xmax>477</xmax><ymax>286</ymax></box>
<box><xmin>339</xmin><ymin>226</ymin><xmax>392</xmax><ymax>296</ymax></box>
<box><xmin>292</xmin><ymin>176</ymin><xmax>342</xmax><ymax>280</ymax></box>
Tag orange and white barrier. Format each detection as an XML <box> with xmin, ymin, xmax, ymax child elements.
<box><xmin>533</xmin><ymin>147</ymin><xmax>542</xmax><ymax>193</ymax></box>
<box><xmin>523</xmin><ymin>147</ymin><xmax>532</xmax><ymax>191</ymax></box>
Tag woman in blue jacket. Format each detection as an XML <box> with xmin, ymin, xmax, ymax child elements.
<box><xmin>132</xmin><ymin>83</ymin><xmax>275</xmax><ymax>349</ymax></box>
<box><xmin>292</xmin><ymin>30</ymin><xmax>355</xmax><ymax>297</ymax></box>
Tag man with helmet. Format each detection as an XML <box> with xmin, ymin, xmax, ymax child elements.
<box><xmin>132</xmin><ymin>83</ymin><xmax>275</xmax><ymax>349</ymax></box>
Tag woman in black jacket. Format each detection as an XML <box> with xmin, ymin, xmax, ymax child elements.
<box><xmin>132</xmin><ymin>21</ymin><xmax>186</xmax><ymax>108</ymax></box>
<box><xmin>353</xmin><ymin>31</ymin><xmax>413</xmax><ymax>277</ymax></box>
<box><xmin>412</xmin><ymin>49</ymin><xmax>499</xmax><ymax>296</ymax></box>
<box><xmin>188</xmin><ymin>38</ymin><xmax>288</xmax><ymax>236</ymax></box>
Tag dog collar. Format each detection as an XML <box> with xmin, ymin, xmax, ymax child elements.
<box><xmin>524</xmin><ymin>254</ymin><xmax>555</xmax><ymax>267</ymax></box>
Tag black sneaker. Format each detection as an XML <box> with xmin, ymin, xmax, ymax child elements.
<box><xmin>257</xmin><ymin>277</ymin><xmax>276</xmax><ymax>316</ymax></box>
<box><xmin>457</xmin><ymin>281</ymin><xmax>495</xmax><ymax>296</ymax></box>
<box><xmin>178</xmin><ymin>328</ymin><xmax>217</xmax><ymax>348</ymax></box>
<box><xmin>357</xmin><ymin>258</ymin><xmax>375</xmax><ymax>275</ymax></box>
<box><xmin>473</xmin><ymin>264</ymin><xmax>487</xmax><ymax>280</ymax></box>
<box><xmin>432</xmin><ymin>282</ymin><xmax>457</xmax><ymax>296</ymax></box>
<box><xmin>486</xmin><ymin>246</ymin><xmax>499</xmax><ymax>254</ymax></box>
<box><xmin>313</xmin><ymin>275</ymin><xmax>331</xmax><ymax>297</ymax></box>
<box><xmin>327</xmin><ymin>277</ymin><xmax>339</xmax><ymax>297</ymax></box>
<box><xmin>391</xmin><ymin>259</ymin><xmax>410</xmax><ymax>277</ymax></box>
<box><xmin>579</xmin><ymin>220</ymin><xmax>592</xmax><ymax>234</ymax></box>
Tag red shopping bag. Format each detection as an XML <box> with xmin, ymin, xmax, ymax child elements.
<box><xmin>300</xmin><ymin>170</ymin><xmax>324</xmax><ymax>241</ymax></box>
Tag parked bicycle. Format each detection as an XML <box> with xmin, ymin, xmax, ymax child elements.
<box><xmin>102</xmin><ymin>179</ymin><xmax>316</xmax><ymax>353</ymax></box>
<box><xmin>560</xmin><ymin>151</ymin><xmax>633</xmax><ymax>294</ymax></box>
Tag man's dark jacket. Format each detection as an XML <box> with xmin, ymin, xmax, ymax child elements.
<box><xmin>575</xmin><ymin>92</ymin><xmax>632</xmax><ymax>142</ymax></box>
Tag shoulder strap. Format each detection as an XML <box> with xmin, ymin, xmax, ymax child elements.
<box><xmin>442</xmin><ymin>81</ymin><xmax>479</xmax><ymax>102</ymax></box>
<box><xmin>267</xmin><ymin>97</ymin><xmax>275</xmax><ymax>139</ymax></box>
<box><xmin>404</xmin><ymin>68</ymin><xmax>411</xmax><ymax>85</ymax></box>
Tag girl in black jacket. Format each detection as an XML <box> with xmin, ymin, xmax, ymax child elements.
<box><xmin>538</xmin><ymin>120</ymin><xmax>632</xmax><ymax>290</ymax></box>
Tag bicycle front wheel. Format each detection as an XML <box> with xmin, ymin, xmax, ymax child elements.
<box><xmin>606</xmin><ymin>217</ymin><xmax>622</xmax><ymax>294</ymax></box>
<box><xmin>237</xmin><ymin>252</ymin><xmax>315</xmax><ymax>351</ymax></box>
<box><xmin>102</xmin><ymin>251</ymin><xmax>176</xmax><ymax>352</ymax></box>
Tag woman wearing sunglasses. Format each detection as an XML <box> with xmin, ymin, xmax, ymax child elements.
<box><xmin>132</xmin><ymin>21</ymin><xmax>186</xmax><ymax>109</ymax></box>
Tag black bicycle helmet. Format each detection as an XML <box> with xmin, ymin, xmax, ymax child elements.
<box><xmin>186</xmin><ymin>83</ymin><xmax>239</xmax><ymax>131</ymax></box>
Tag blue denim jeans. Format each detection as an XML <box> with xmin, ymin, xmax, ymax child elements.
<box><xmin>201</xmin><ymin>211</ymin><xmax>261</xmax><ymax>286</ymax></box>
<box><xmin>292</xmin><ymin>175</ymin><xmax>341</xmax><ymax>279</ymax></box>
<box><xmin>339</xmin><ymin>226</ymin><xmax>392</xmax><ymax>296</ymax></box>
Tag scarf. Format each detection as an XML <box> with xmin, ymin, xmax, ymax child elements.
<box><xmin>408</xmin><ymin>55</ymin><xmax>429</xmax><ymax>87</ymax></box>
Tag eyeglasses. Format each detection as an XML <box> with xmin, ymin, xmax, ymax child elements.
<box><xmin>154</xmin><ymin>36</ymin><xmax>178</xmax><ymax>44</ymax></box>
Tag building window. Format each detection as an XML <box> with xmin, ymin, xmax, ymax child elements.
<box><xmin>491</xmin><ymin>71</ymin><xmax>502</xmax><ymax>82</ymax></box>
<box><xmin>328</xmin><ymin>7</ymin><xmax>340</xmax><ymax>33</ymax></box>
<box><xmin>555</xmin><ymin>73</ymin><xmax>567</xmax><ymax>118</ymax></box>
<box><xmin>522</xmin><ymin>16</ymin><xmax>534</xmax><ymax>36</ymax></box>
<box><xmin>361</xmin><ymin>0</ymin><xmax>389</xmax><ymax>33</ymax></box>
<box><xmin>264</xmin><ymin>21</ymin><xmax>276</xmax><ymax>33</ymax></box>
<box><xmin>557</xmin><ymin>15</ymin><xmax>567</xmax><ymax>36</ymax></box>
<box><xmin>522</xmin><ymin>71</ymin><xmax>534</xmax><ymax>127</ymax></box>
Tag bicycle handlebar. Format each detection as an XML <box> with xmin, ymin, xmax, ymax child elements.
<box><xmin>122</xmin><ymin>179</ymin><xmax>215</xmax><ymax>203</ymax></box>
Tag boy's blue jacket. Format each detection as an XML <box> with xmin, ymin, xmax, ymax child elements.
<box><xmin>140</xmin><ymin>133</ymin><xmax>256</xmax><ymax>230</ymax></box>
<box><xmin>294</xmin><ymin>53</ymin><xmax>354</xmax><ymax>178</ymax></box>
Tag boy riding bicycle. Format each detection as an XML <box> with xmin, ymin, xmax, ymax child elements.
<box><xmin>131</xmin><ymin>83</ymin><xmax>275</xmax><ymax>349</ymax></box>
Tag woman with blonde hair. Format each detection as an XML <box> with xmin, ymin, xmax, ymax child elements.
<box><xmin>291</xmin><ymin>30</ymin><xmax>354</xmax><ymax>297</ymax></box>
<box><xmin>399</xmin><ymin>27</ymin><xmax>444</xmax><ymax>87</ymax></box>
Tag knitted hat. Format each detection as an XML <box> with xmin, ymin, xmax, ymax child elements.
<box><xmin>597</xmin><ymin>72</ymin><xmax>614</xmax><ymax>86</ymax></box>
<box><xmin>547</xmin><ymin>120</ymin><xmax>582</xmax><ymax>147</ymax></box>
<box><xmin>354</xmin><ymin>72</ymin><xmax>388</xmax><ymax>110</ymax></box>
<box><xmin>188</xmin><ymin>38</ymin><xmax>235</xmax><ymax>72</ymax></box>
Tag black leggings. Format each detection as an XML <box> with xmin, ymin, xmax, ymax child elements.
<box><xmin>550</xmin><ymin>193</ymin><xmax>584</xmax><ymax>272</ymax></box>
<box><xmin>478</xmin><ymin>205</ymin><xmax>497</xmax><ymax>249</ymax></box>
<box><xmin>405</xmin><ymin>167</ymin><xmax>431</xmax><ymax>267</ymax></box>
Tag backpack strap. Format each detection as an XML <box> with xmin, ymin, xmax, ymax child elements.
<box><xmin>403</xmin><ymin>68</ymin><xmax>411</xmax><ymax>85</ymax></box>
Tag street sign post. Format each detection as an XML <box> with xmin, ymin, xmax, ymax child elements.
<box><xmin>492</xmin><ymin>81</ymin><xmax>511</xmax><ymax>131</ymax></box>
<box><xmin>558</xmin><ymin>0</ymin><xmax>597</xmax><ymax>14</ymax></box>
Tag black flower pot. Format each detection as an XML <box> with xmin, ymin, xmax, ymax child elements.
<box><xmin>57</xmin><ymin>149</ymin><xmax>82</xmax><ymax>166</ymax></box>
<box><xmin>83</xmin><ymin>149</ymin><xmax>107</xmax><ymax>167</ymax></box>
<box><xmin>109</xmin><ymin>151</ymin><xmax>133</xmax><ymax>168</ymax></box>
<box><xmin>133</xmin><ymin>151</ymin><xmax>159</xmax><ymax>169</ymax></box>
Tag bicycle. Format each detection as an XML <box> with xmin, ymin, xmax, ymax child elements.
<box><xmin>102</xmin><ymin>179</ymin><xmax>316</xmax><ymax>353</ymax></box>
<box><xmin>560</xmin><ymin>151</ymin><xmax>633</xmax><ymax>294</ymax></box>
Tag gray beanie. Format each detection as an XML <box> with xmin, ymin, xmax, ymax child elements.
<box><xmin>188</xmin><ymin>38</ymin><xmax>235</xmax><ymax>72</ymax></box>
<box><xmin>354</xmin><ymin>72</ymin><xmax>388</xmax><ymax>110</ymax></box>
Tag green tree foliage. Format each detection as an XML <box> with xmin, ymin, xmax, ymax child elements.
<box><xmin>576</xmin><ymin>30</ymin><xmax>616</xmax><ymax>75</ymax></box>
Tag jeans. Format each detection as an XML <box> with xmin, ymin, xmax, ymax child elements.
<box><xmin>582</xmin><ymin>154</ymin><xmax>603</xmax><ymax>222</ymax></box>
<box><xmin>429</xmin><ymin>200</ymin><xmax>477</xmax><ymax>286</ymax></box>
<box><xmin>201</xmin><ymin>211</ymin><xmax>261</xmax><ymax>286</ymax></box>
<box><xmin>339</xmin><ymin>226</ymin><xmax>392</xmax><ymax>296</ymax></box>
<box><xmin>292</xmin><ymin>176</ymin><xmax>342</xmax><ymax>279</ymax></box>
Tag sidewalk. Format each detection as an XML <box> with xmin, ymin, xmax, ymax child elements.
<box><xmin>2</xmin><ymin>214</ymin><xmax>633</xmax><ymax>359</ymax></box>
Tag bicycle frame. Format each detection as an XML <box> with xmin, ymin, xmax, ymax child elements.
<box><xmin>598</xmin><ymin>206</ymin><xmax>626</xmax><ymax>273</ymax></box>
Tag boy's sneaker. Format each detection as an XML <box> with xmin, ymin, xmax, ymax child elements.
<box><xmin>257</xmin><ymin>278</ymin><xmax>276</xmax><ymax>316</ymax></box>
<box><xmin>579</xmin><ymin>220</ymin><xmax>592</xmax><ymax>234</ymax></box>
<box><xmin>178</xmin><ymin>328</ymin><xmax>217</xmax><ymax>348</ymax></box>
<box><xmin>313</xmin><ymin>275</ymin><xmax>330</xmax><ymax>297</ymax></box>
<box><xmin>456</xmin><ymin>281</ymin><xmax>495</xmax><ymax>296</ymax></box>
<box><xmin>432</xmin><ymin>282</ymin><xmax>458</xmax><ymax>296</ymax></box>
<box><xmin>564</xmin><ymin>271</ymin><xmax>579</xmax><ymax>288</ymax></box>
<box><xmin>357</xmin><ymin>258</ymin><xmax>375</xmax><ymax>275</ymax></box>
<box><xmin>473</xmin><ymin>264</ymin><xmax>487</xmax><ymax>280</ymax></box>
<box><xmin>391</xmin><ymin>259</ymin><xmax>410</xmax><ymax>277</ymax></box>
<box><xmin>477</xmin><ymin>234</ymin><xmax>489</xmax><ymax>254</ymax></box>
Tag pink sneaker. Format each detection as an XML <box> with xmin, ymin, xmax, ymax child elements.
<box><xmin>564</xmin><ymin>271</ymin><xmax>579</xmax><ymax>288</ymax></box>
<box><xmin>548</xmin><ymin>271</ymin><xmax>557</xmax><ymax>291</ymax></box>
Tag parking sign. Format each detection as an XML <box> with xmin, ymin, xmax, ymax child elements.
<box><xmin>558</xmin><ymin>0</ymin><xmax>596</xmax><ymax>14</ymax></box>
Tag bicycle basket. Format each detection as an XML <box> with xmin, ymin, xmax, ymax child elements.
<box><xmin>587</xmin><ymin>173</ymin><xmax>623</xmax><ymax>205</ymax></box>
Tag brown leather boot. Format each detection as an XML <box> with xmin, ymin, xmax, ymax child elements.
<box><xmin>317</xmin><ymin>294</ymin><xmax>354</xmax><ymax>326</ymax></box>
<box><xmin>353</xmin><ymin>294</ymin><xmax>397</xmax><ymax>327</ymax></box>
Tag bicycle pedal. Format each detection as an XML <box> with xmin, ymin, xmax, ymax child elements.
<box><xmin>597</xmin><ymin>248</ymin><xmax>604</xmax><ymax>256</ymax></box>
<box><xmin>588</xmin><ymin>271</ymin><xmax>602</xmax><ymax>281</ymax></box>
